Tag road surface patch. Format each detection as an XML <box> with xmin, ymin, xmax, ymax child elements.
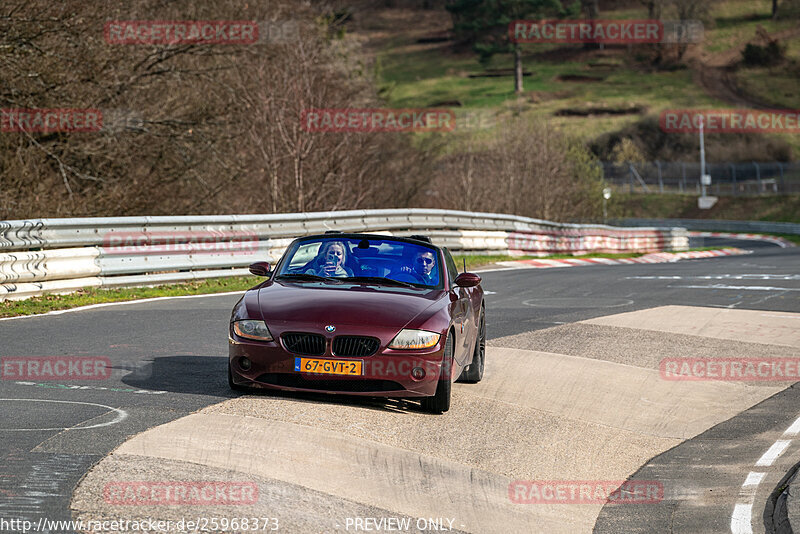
<box><xmin>70</xmin><ymin>306</ymin><xmax>799</xmax><ymax>533</ymax></box>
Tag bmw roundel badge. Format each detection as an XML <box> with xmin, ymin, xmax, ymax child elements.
<box><xmin>325</xmin><ymin>325</ymin><xmax>336</xmax><ymax>333</ymax></box>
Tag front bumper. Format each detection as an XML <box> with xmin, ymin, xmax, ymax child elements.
<box><xmin>228</xmin><ymin>327</ymin><xmax>446</xmax><ymax>397</ymax></box>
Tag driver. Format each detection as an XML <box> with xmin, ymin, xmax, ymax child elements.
<box><xmin>401</xmin><ymin>249</ymin><xmax>437</xmax><ymax>285</ymax></box>
<box><xmin>306</xmin><ymin>241</ymin><xmax>352</xmax><ymax>277</ymax></box>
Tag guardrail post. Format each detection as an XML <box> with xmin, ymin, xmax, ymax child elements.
<box><xmin>754</xmin><ymin>161</ymin><xmax>761</xmax><ymax>193</ymax></box>
<box><xmin>656</xmin><ymin>161</ymin><xmax>663</xmax><ymax>193</ymax></box>
<box><xmin>730</xmin><ymin>164</ymin><xmax>737</xmax><ymax>196</ymax></box>
<box><xmin>778</xmin><ymin>162</ymin><xmax>785</xmax><ymax>193</ymax></box>
<box><xmin>681</xmin><ymin>163</ymin><xmax>686</xmax><ymax>193</ymax></box>
<box><xmin>628</xmin><ymin>162</ymin><xmax>634</xmax><ymax>193</ymax></box>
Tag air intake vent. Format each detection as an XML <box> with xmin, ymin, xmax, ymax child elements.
<box><xmin>257</xmin><ymin>374</ymin><xmax>403</xmax><ymax>392</ymax></box>
<box><xmin>332</xmin><ymin>336</ymin><xmax>380</xmax><ymax>357</ymax></box>
<box><xmin>282</xmin><ymin>333</ymin><xmax>325</xmax><ymax>356</ymax></box>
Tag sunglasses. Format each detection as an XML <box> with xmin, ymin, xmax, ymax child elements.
<box><xmin>416</xmin><ymin>257</ymin><xmax>434</xmax><ymax>265</ymax></box>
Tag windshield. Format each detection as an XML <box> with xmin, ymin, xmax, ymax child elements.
<box><xmin>276</xmin><ymin>236</ymin><xmax>443</xmax><ymax>288</ymax></box>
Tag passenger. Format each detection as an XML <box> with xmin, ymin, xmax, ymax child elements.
<box><xmin>400</xmin><ymin>249</ymin><xmax>437</xmax><ymax>285</ymax></box>
<box><xmin>306</xmin><ymin>241</ymin><xmax>352</xmax><ymax>277</ymax></box>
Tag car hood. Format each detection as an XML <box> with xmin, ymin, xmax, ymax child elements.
<box><xmin>254</xmin><ymin>280</ymin><xmax>445</xmax><ymax>328</ymax></box>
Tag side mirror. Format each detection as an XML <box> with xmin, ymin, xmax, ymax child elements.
<box><xmin>455</xmin><ymin>272</ymin><xmax>481</xmax><ymax>288</ymax></box>
<box><xmin>249</xmin><ymin>261</ymin><xmax>271</xmax><ymax>277</ymax></box>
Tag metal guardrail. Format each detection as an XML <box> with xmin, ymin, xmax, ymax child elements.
<box><xmin>614</xmin><ymin>218</ymin><xmax>800</xmax><ymax>236</ymax></box>
<box><xmin>0</xmin><ymin>209</ymin><xmax>689</xmax><ymax>301</ymax></box>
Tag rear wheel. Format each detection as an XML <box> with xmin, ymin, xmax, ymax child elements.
<box><xmin>421</xmin><ymin>332</ymin><xmax>453</xmax><ymax>414</ymax></box>
<box><xmin>459</xmin><ymin>306</ymin><xmax>485</xmax><ymax>383</ymax></box>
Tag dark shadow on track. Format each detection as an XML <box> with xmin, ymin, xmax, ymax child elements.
<box><xmin>120</xmin><ymin>355</ymin><xmax>235</xmax><ymax>397</ymax></box>
<box><xmin>120</xmin><ymin>355</ymin><xmax>431</xmax><ymax>414</ymax></box>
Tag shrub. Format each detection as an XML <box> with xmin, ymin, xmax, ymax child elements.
<box><xmin>425</xmin><ymin>118</ymin><xmax>606</xmax><ymax>223</ymax></box>
<box><xmin>742</xmin><ymin>41</ymin><xmax>786</xmax><ymax>66</ymax></box>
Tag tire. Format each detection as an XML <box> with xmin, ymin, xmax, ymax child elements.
<box><xmin>459</xmin><ymin>306</ymin><xmax>485</xmax><ymax>383</ymax></box>
<box><xmin>421</xmin><ymin>332</ymin><xmax>453</xmax><ymax>414</ymax></box>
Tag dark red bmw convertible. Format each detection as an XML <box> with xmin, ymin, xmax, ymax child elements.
<box><xmin>228</xmin><ymin>233</ymin><xmax>485</xmax><ymax>413</ymax></box>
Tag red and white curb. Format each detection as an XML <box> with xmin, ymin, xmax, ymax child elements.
<box><xmin>491</xmin><ymin>248</ymin><xmax>749</xmax><ymax>270</ymax></box>
<box><xmin>689</xmin><ymin>232</ymin><xmax>795</xmax><ymax>248</ymax></box>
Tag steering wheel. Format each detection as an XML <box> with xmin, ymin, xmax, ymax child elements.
<box><xmin>392</xmin><ymin>269</ymin><xmax>425</xmax><ymax>284</ymax></box>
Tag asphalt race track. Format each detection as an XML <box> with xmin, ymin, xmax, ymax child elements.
<box><xmin>1</xmin><ymin>237</ymin><xmax>798</xmax><ymax>534</ymax></box>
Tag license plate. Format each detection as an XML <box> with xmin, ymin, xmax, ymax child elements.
<box><xmin>294</xmin><ymin>357</ymin><xmax>363</xmax><ymax>376</ymax></box>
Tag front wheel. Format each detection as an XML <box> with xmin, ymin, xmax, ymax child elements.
<box><xmin>421</xmin><ymin>333</ymin><xmax>453</xmax><ymax>414</ymax></box>
<box><xmin>459</xmin><ymin>306</ymin><xmax>485</xmax><ymax>383</ymax></box>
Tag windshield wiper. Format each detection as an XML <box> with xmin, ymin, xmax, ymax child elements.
<box><xmin>344</xmin><ymin>276</ymin><xmax>418</xmax><ymax>288</ymax></box>
<box><xmin>276</xmin><ymin>273</ymin><xmax>340</xmax><ymax>282</ymax></box>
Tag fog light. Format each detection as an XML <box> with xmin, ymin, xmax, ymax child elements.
<box><xmin>239</xmin><ymin>357</ymin><xmax>252</xmax><ymax>371</ymax></box>
<box><xmin>411</xmin><ymin>367</ymin><xmax>425</xmax><ymax>380</ymax></box>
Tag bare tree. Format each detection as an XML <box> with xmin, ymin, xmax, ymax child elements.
<box><xmin>0</xmin><ymin>0</ymin><xmax>435</xmax><ymax>218</ymax></box>
<box><xmin>640</xmin><ymin>0</ymin><xmax>664</xmax><ymax>19</ymax></box>
<box><xmin>670</xmin><ymin>0</ymin><xmax>714</xmax><ymax>59</ymax></box>
<box><xmin>426</xmin><ymin>118</ymin><xmax>605</xmax><ymax>222</ymax></box>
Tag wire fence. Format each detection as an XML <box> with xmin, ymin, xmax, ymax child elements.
<box><xmin>602</xmin><ymin>161</ymin><xmax>800</xmax><ymax>195</ymax></box>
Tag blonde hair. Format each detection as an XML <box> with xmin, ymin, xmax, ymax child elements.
<box><xmin>319</xmin><ymin>240</ymin><xmax>347</xmax><ymax>265</ymax></box>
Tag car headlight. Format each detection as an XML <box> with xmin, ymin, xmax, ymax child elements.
<box><xmin>388</xmin><ymin>329</ymin><xmax>440</xmax><ymax>350</ymax></box>
<box><xmin>233</xmin><ymin>320</ymin><xmax>273</xmax><ymax>341</ymax></box>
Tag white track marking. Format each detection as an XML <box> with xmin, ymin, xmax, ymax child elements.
<box><xmin>706</xmin><ymin>301</ymin><xmax>744</xmax><ymax>309</ymax></box>
<box><xmin>731</xmin><ymin>418</ymin><xmax>800</xmax><ymax>533</ymax></box>
<box><xmin>12</xmin><ymin>381</ymin><xmax>167</xmax><ymax>395</ymax></box>
<box><xmin>755</xmin><ymin>440</ymin><xmax>791</xmax><ymax>467</ymax></box>
<box><xmin>731</xmin><ymin>472</ymin><xmax>767</xmax><ymax>534</ymax></box>
<box><xmin>628</xmin><ymin>274</ymin><xmax>800</xmax><ymax>281</ymax></box>
<box><xmin>784</xmin><ymin>417</ymin><xmax>800</xmax><ymax>436</ymax></box>
<box><xmin>742</xmin><ymin>472</ymin><xmax>766</xmax><ymax>488</ymax></box>
<box><xmin>626</xmin><ymin>276</ymin><xmax>683</xmax><ymax>280</ymax></box>
<box><xmin>731</xmin><ymin>503</ymin><xmax>754</xmax><ymax>534</ymax></box>
<box><xmin>521</xmin><ymin>298</ymin><xmax>634</xmax><ymax>309</ymax></box>
<box><xmin>674</xmin><ymin>284</ymin><xmax>800</xmax><ymax>292</ymax></box>
<box><xmin>0</xmin><ymin>398</ymin><xmax>127</xmax><ymax>431</ymax></box>
<box><xmin>0</xmin><ymin>290</ymin><xmax>244</xmax><ymax>322</ymax></box>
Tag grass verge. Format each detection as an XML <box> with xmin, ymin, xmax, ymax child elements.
<box><xmin>0</xmin><ymin>276</ymin><xmax>260</xmax><ymax>318</ymax></box>
<box><xmin>370</xmin><ymin>0</ymin><xmax>800</xmax><ymax>154</ymax></box>
<box><xmin>615</xmin><ymin>193</ymin><xmax>800</xmax><ymax>222</ymax></box>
